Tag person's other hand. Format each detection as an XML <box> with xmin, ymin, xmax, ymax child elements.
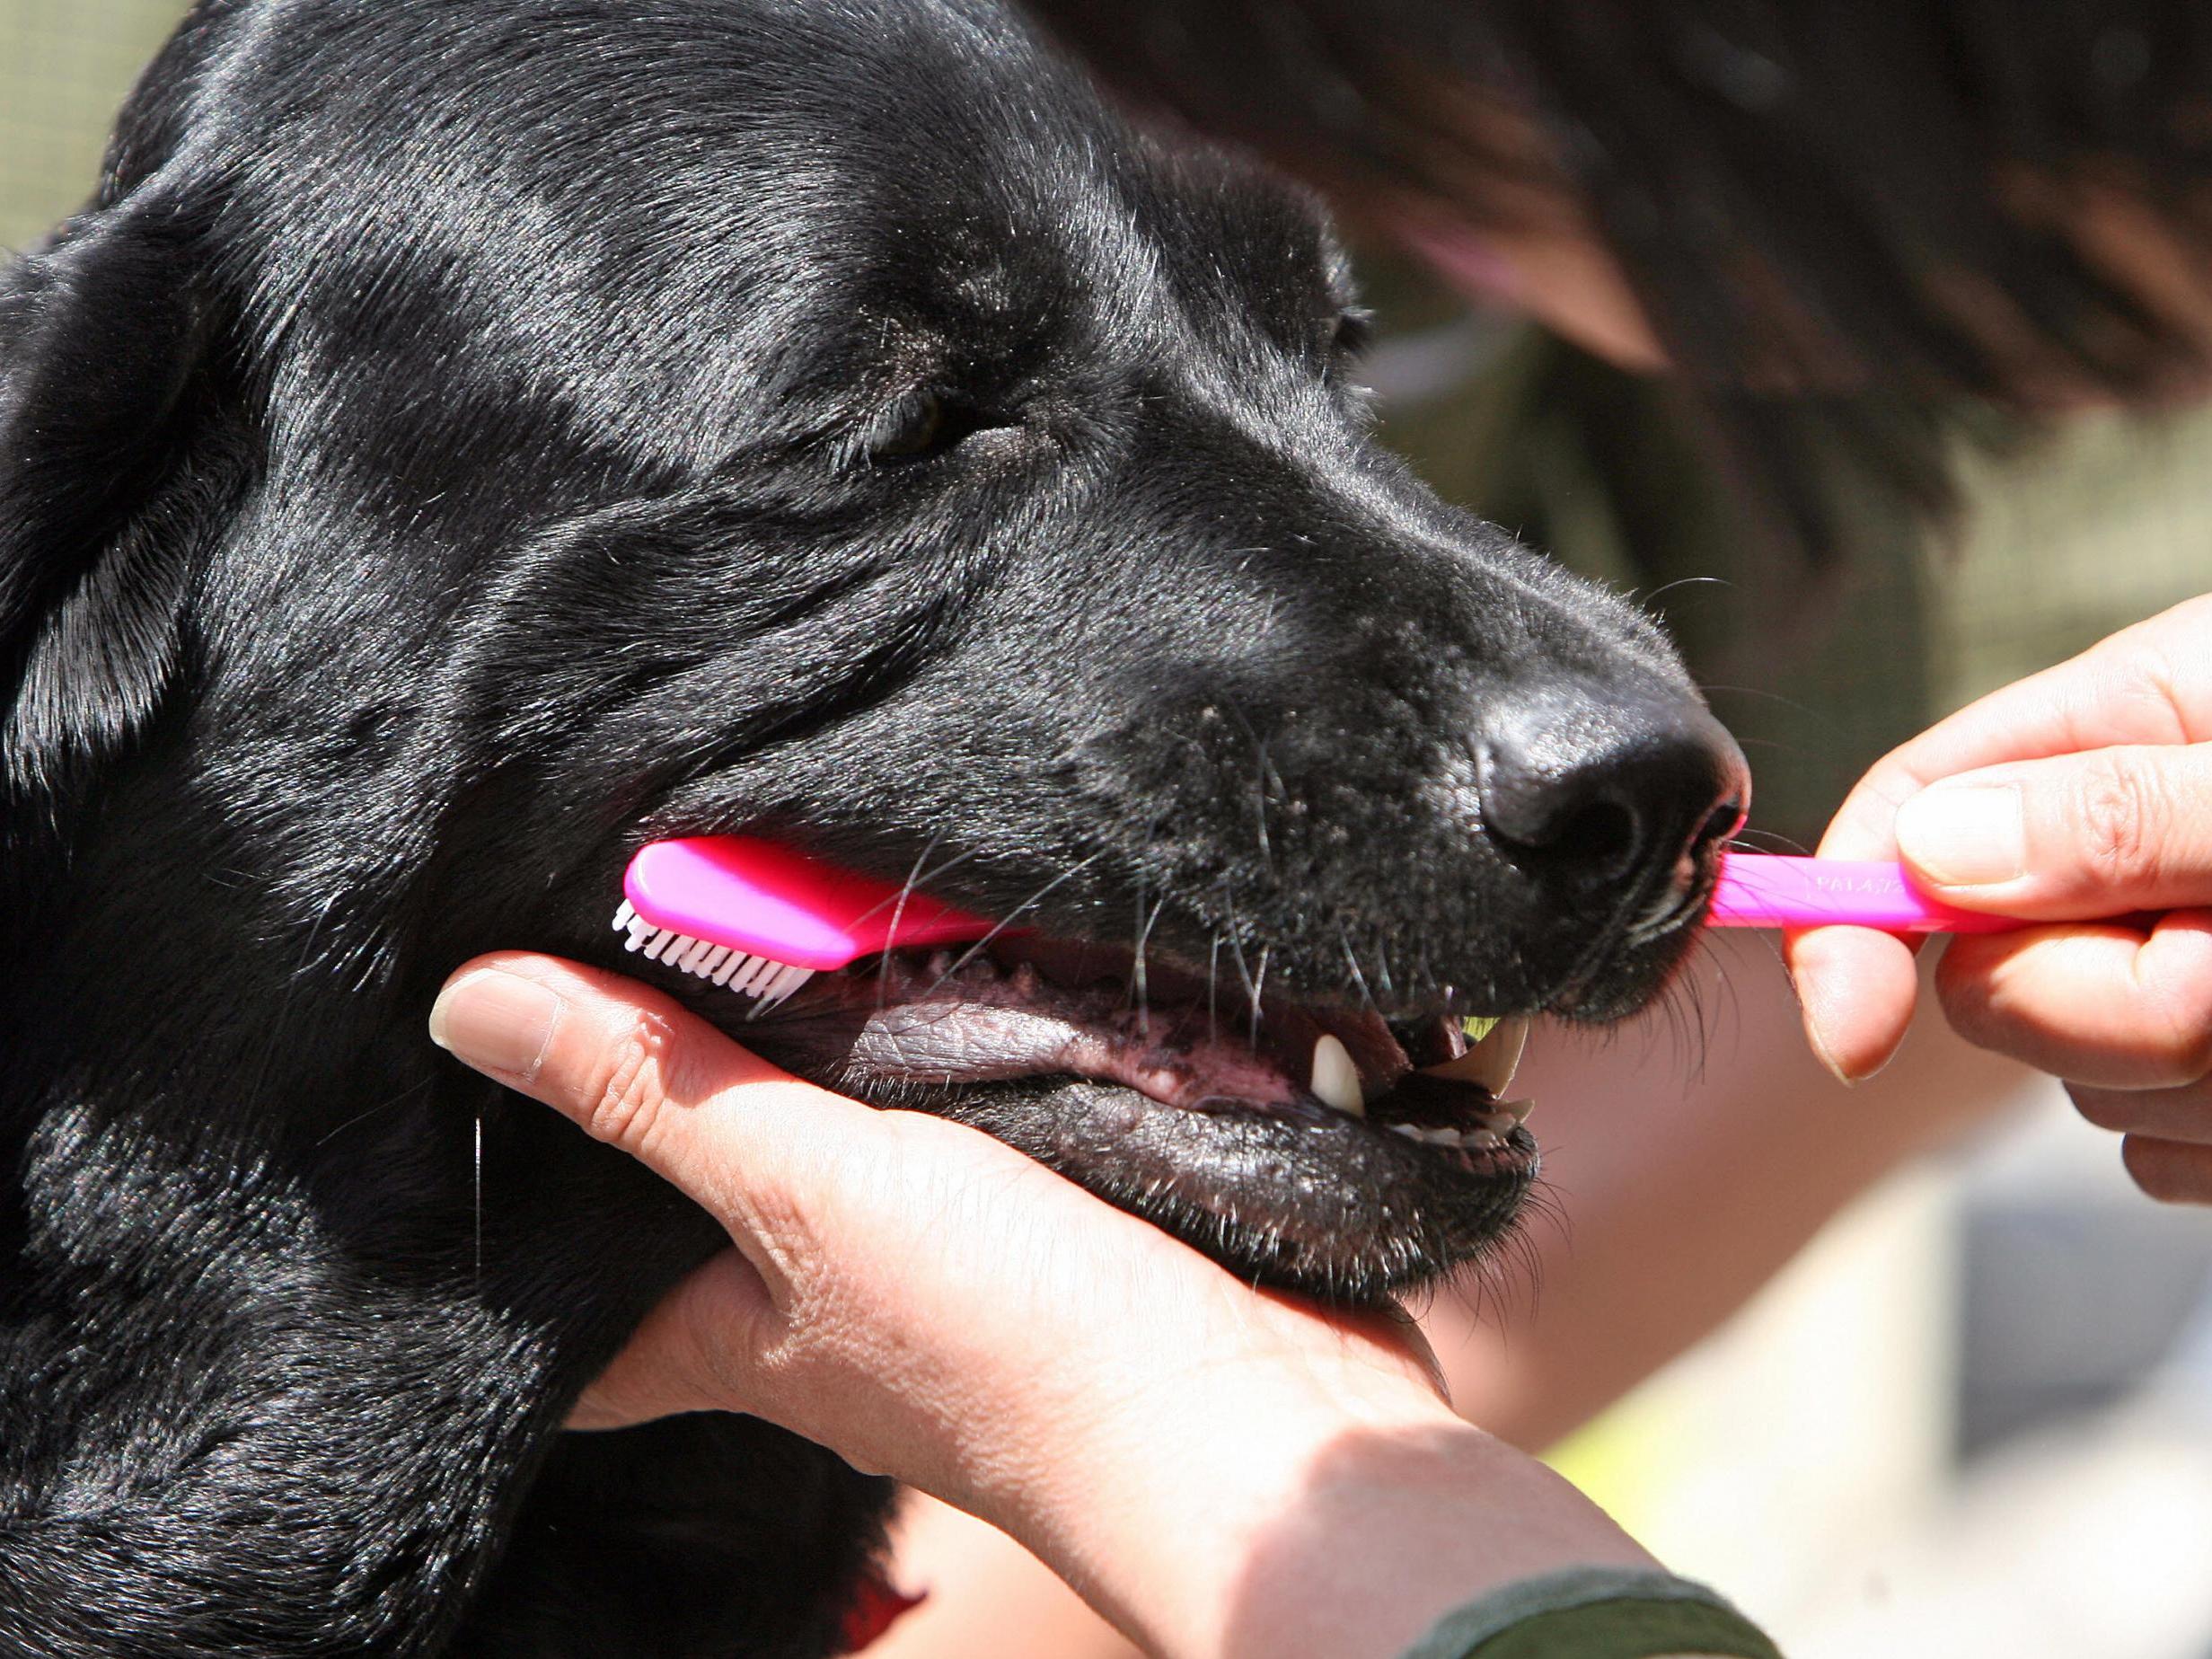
<box><xmin>427</xmin><ymin>953</ymin><xmax>1652</xmax><ymax>1659</ymax></box>
<box><xmin>1788</xmin><ymin>596</ymin><xmax>2212</xmax><ymax>1204</ymax></box>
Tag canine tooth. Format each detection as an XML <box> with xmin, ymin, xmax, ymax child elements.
<box><xmin>1496</xmin><ymin>1098</ymin><xmax>1534</xmax><ymax>1125</ymax></box>
<box><xmin>1309</xmin><ymin>1035</ymin><xmax>1365</xmax><ymax>1116</ymax></box>
<box><xmin>1388</xmin><ymin>1124</ymin><xmax>1427</xmax><ymax>1143</ymax></box>
<box><xmin>1420</xmin><ymin>1016</ymin><xmax>1529</xmax><ymax>1094</ymax></box>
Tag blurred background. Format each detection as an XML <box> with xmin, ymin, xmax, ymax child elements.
<box><xmin>10</xmin><ymin>4</ymin><xmax>2212</xmax><ymax>1655</ymax></box>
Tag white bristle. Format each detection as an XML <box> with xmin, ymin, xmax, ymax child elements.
<box><xmin>610</xmin><ymin>902</ymin><xmax>816</xmax><ymax>1007</ymax></box>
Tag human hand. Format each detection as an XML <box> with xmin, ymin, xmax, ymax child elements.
<box><xmin>427</xmin><ymin>954</ymin><xmax>1652</xmax><ymax>1659</ymax></box>
<box><xmin>1788</xmin><ymin>596</ymin><xmax>2212</xmax><ymax>1203</ymax></box>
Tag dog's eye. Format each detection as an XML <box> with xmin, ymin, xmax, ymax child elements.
<box><xmin>866</xmin><ymin>391</ymin><xmax>991</xmax><ymax>463</ymax></box>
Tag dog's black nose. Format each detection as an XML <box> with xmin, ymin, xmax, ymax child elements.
<box><xmin>1478</xmin><ymin>687</ymin><xmax>1749</xmax><ymax>905</ymax></box>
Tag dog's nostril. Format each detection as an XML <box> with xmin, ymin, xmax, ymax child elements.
<box><xmin>1690</xmin><ymin>799</ymin><xmax>1748</xmax><ymax>857</ymax></box>
<box><xmin>1477</xmin><ymin>691</ymin><xmax>1750</xmax><ymax>904</ymax></box>
<box><xmin>1527</xmin><ymin>796</ymin><xmax>1641</xmax><ymax>878</ymax></box>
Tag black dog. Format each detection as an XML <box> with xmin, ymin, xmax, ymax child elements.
<box><xmin>0</xmin><ymin>0</ymin><xmax>1747</xmax><ymax>1652</ymax></box>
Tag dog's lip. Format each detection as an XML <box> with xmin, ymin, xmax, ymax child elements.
<box><xmin>763</xmin><ymin>937</ymin><xmax>1536</xmax><ymax>1169</ymax></box>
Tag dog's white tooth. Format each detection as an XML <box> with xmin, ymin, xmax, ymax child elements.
<box><xmin>1496</xmin><ymin>1098</ymin><xmax>1535</xmax><ymax>1125</ymax></box>
<box><xmin>1420</xmin><ymin>1016</ymin><xmax>1530</xmax><ymax>1094</ymax></box>
<box><xmin>1309</xmin><ymin>1034</ymin><xmax>1365</xmax><ymax>1116</ymax></box>
<box><xmin>613</xmin><ymin>901</ymin><xmax>636</xmax><ymax>931</ymax></box>
<box><xmin>1467</xmin><ymin>1128</ymin><xmax>1505</xmax><ymax>1151</ymax></box>
<box><xmin>1473</xmin><ymin>1109</ymin><xmax>1520</xmax><ymax>1137</ymax></box>
<box><xmin>1388</xmin><ymin>1123</ymin><xmax>1427</xmax><ymax>1143</ymax></box>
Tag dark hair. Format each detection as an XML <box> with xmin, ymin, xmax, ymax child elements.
<box><xmin>1017</xmin><ymin>0</ymin><xmax>2212</xmax><ymax>564</ymax></box>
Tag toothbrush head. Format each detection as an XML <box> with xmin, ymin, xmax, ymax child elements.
<box><xmin>612</xmin><ymin>836</ymin><xmax>999</xmax><ymax>1010</ymax></box>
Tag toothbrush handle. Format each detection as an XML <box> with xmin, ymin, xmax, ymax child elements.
<box><xmin>1709</xmin><ymin>854</ymin><xmax>2023</xmax><ymax>935</ymax></box>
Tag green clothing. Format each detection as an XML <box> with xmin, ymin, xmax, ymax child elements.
<box><xmin>1400</xmin><ymin>1567</ymin><xmax>1784</xmax><ymax>1659</ymax></box>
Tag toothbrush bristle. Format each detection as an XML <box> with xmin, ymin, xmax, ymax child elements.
<box><xmin>609</xmin><ymin>901</ymin><xmax>815</xmax><ymax>1010</ymax></box>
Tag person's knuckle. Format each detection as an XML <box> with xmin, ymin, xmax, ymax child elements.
<box><xmin>586</xmin><ymin>1007</ymin><xmax>681</xmax><ymax>1151</ymax></box>
<box><xmin>2073</xmin><ymin>753</ymin><xmax>2169</xmax><ymax>887</ymax></box>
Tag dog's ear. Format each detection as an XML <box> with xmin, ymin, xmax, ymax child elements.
<box><xmin>0</xmin><ymin>201</ymin><xmax>224</xmax><ymax>802</ymax></box>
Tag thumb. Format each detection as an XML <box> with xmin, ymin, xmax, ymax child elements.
<box><xmin>427</xmin><ymin>951</ymin><xmax>889</xmax><ymax>1308</ymax></box>
<box><xmin>1895</xmin><ymin>742</ymin><xmax>2212</xmax><ymax>918</ymax></box>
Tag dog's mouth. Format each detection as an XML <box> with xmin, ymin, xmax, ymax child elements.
<box><xmin>651</xmin><ymin>923</ymin><xmax>1545</xmax><ymax>1299</ymax></box>
<box><xmin>816</xmin><ymin>938</ymin><xmax>1534</xmax><ymax>1169</ymax></box>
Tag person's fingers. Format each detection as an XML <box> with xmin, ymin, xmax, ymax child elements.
<box><xmin>1894</xmin><ymin>743</ymin><xmax>2212</xmax><ymax>918</ymax></box>
<box><xmin>1785</xmin><ymin>923</ymin><xmax>1923</xmax><ymax>1083</ymax></box>
<box><xmin>427</xmin><ymin>951</ymin><xmax>886</xmax><ymax>1303</ymax></box>
<box><xmin>2069</xmin><ymin>1077</ymin><xmax>2212</xmax><ymax>1147</ymax></box>
<box><xmin>567</xmin><ymin>1250</ymin><xmax>772</xmax><ymax>1429</ymax></box>
<box><xmin>1785</xmin><ymin>742</ymin><xmax>1933</xmax><ymax>1083</ymax></box>
<box><xmin>1785</xmin><ymin>597</ymin><xmax>2212</xmax><ymax>1079</ymax></box>
<box><xmin>1933</xmin><ymin>912</ymin><xmax>2212</xmax><ymax>1089</ymax></box>
<box><xmin>2120</xmin><ymin>1134</ymin><xmax>2212</xmax><ymax>1205</ymax></box>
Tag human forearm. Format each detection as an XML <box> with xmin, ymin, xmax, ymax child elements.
<box><xmin>1020</xmin><ymin>1360</ymin><xmax>1655</xmax><ymax>1659</ymax></box>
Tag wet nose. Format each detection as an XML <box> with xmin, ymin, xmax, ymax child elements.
<box><xmin>1478</xmin><ymin>686</ymin><xmax>1749</xmax><ymax>904</ymax></box>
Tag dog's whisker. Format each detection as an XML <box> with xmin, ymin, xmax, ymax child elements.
<box><xmin>313</xmin><ymin>1075</ymin><xmax>433</xmax><ymax>1149</ymax></box>
<box><xmin>1207</xmin><ymin>931</ymin><xmax>1222</xmax><ymax>1047</ymax></box>
<box><xmin>473</xmin><ymin>1108</ymin><xmax>485</xmax><ymax>1289</ymax></box>
<box><xmin>1338</xmin><ymin>928</ymin><xmax>1378</xmax><ymax>1014</ymax></box>
<box><xmin>877</xmin><ymin>834</ymin><xmax>947</xmax><ymax>1018</ymax></box>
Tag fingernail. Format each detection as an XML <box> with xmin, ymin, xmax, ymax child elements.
<box><xmin>429</xmin><ymin>969</ymin><xmax>562</xmax><ymax>1081</ymax></box>
<box><xmin>1896</xmin><ymin>783</ymin><xmax>2026</xmax><ymax>887</ymax></box>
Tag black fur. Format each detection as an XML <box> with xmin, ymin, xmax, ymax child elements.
<box><xmin>0</xmin><ymin>2</ymin><xmax>1743</xmax><ymax>1652</ymax></box>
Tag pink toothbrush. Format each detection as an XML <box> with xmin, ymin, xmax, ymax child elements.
<box><xmin>1708</xmin><ymin>853</ymin><xmax>2023</xmax><ymax>934</ymax></box>
<box><xmin>612</xmin><ymin>836</ymin><xmax>999</xmax><ymax>1010</ymax></box>
<box><xmin>612</xmin><ymin>843</ymin><xmax>2028</xmax><ymax>1019</ymax></box>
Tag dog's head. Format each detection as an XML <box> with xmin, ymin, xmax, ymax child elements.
<box><xmin>1</xmin><ymin>0</ymin><xmax>1744</xmax><ymax>1301</ymax></box>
